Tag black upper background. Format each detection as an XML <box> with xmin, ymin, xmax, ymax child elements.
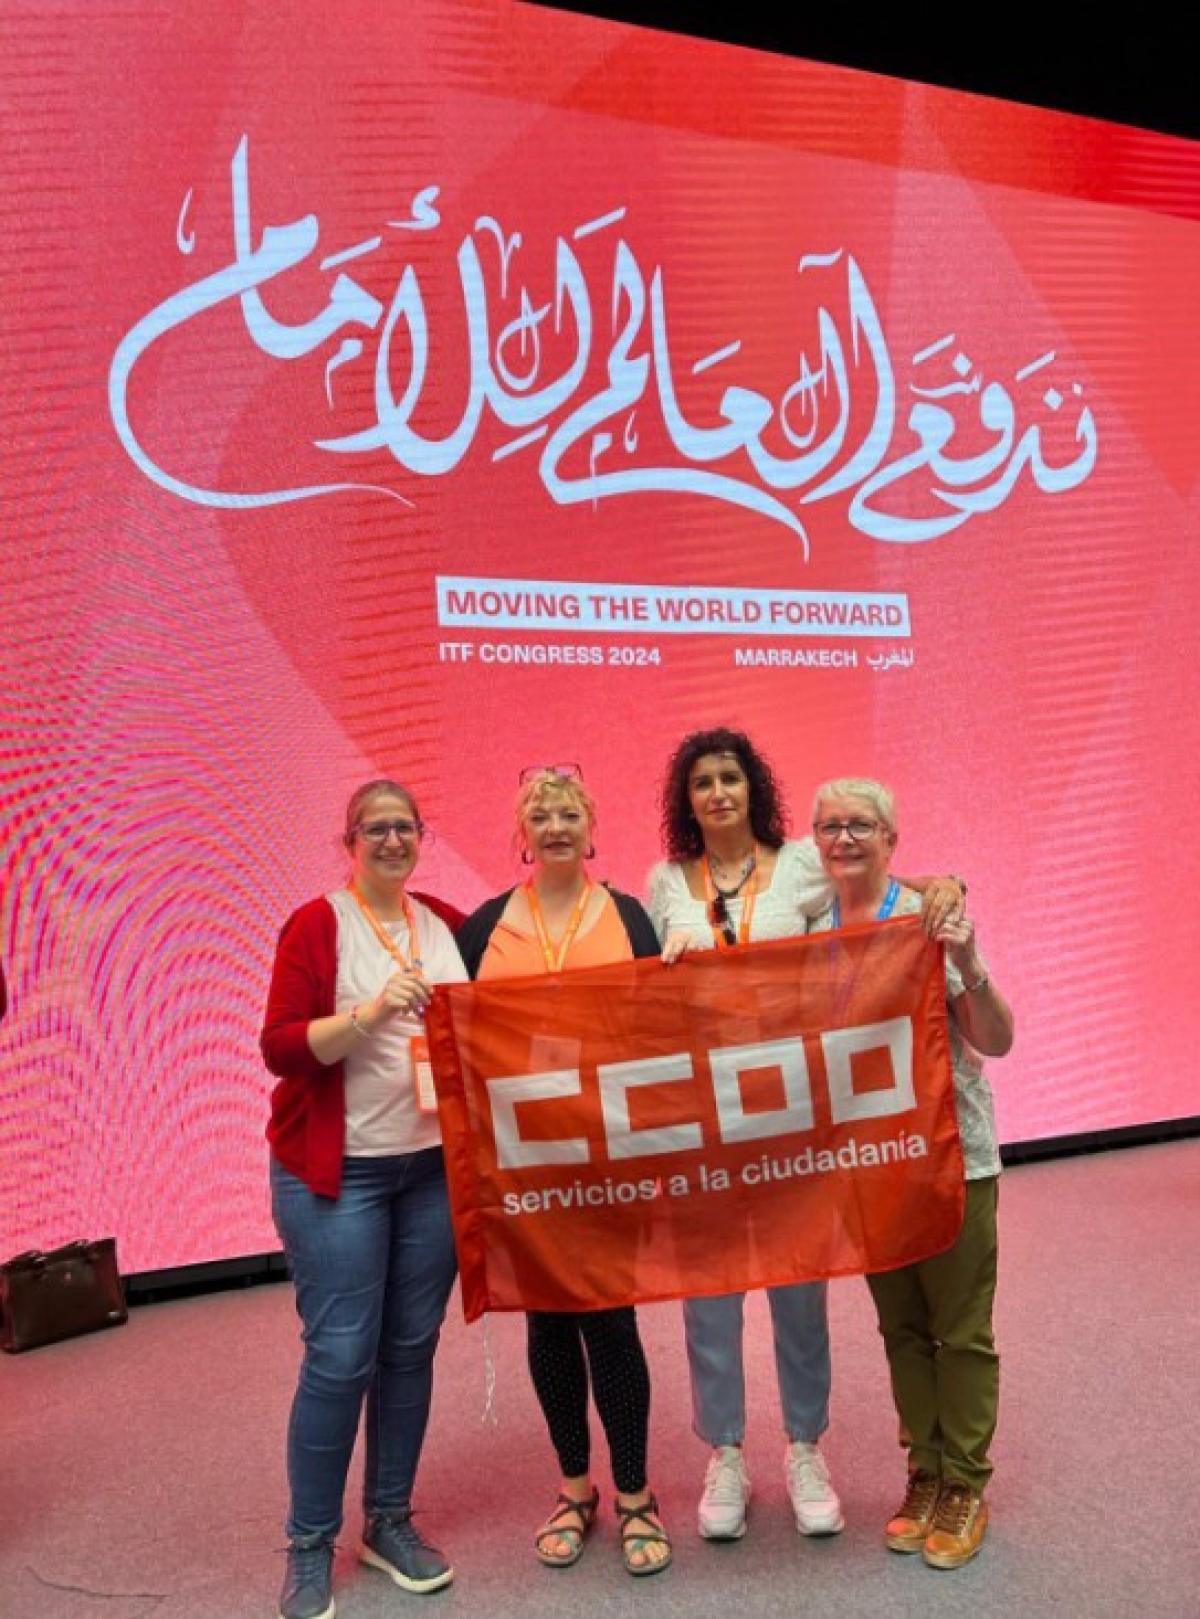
<box><xmin>529</xmin><ymin>4</ymin><xmax>1197</xmax><ymax>143</ymax></box>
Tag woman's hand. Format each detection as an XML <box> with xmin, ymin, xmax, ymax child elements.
<box><xmin>305</xmin><ymin>968</ymin><xmax>432</xmax><ymax>1066</ymax></box>
<box><xmin>919</xmin><ymin>876</ymin><xmax>965</xmax><ymax>937</ymax></box>
<box><xmin>937</xmin><ymin>912</ymin><xmax>1015</xmax><ymax>1057</ymax></box>
<box><xmin>365</xmin><ymin>966</ymin><xmax>433</xmax><ymax>1025</ymax></box>
<box><xmin>934</xmin><ymin>912</ymin><xmax>983</xmax><ymax>977</ymax></box>
<box><xmin>661</xmin><ymin>928</ymin><xmax>694</xmax><ymax>966</ymax></box>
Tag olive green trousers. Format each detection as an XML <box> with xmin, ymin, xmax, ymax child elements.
<box><xmin>866</xmin><ymin>1175</ymin><xmax>999</xmax><ymax>1493</ymax></box>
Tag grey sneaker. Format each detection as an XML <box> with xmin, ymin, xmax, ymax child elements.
<box><xmin>360</xmin><ymin>1512</ymin><xmax>454</xmax><ymax>1593</ymax></box>
<box><xmin>278</xmin><ymin>1533</ymin><xmax>335</xmax><ymax>1619</ymax></box>
<box><xmin>784</xmin><ymin>1441</ymin><xmax>844</xmax><ymax>1536</ymax></box>
<box><xmin>698</xmin><ymin>1445</ymin><xmax>751</xmax><ymax>1539</ymax></box>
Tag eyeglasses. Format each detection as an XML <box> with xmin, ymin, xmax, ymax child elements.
<box><xmin>812</xmin><ymin>818</ymin><xmax>883</xmax><ymax>843</ymax></box>
<box><xmin>357</xmin><ymin>818</ymin><xmax>423</xmax><ymax>843</ymax></box>
<box><xmin>708</xmin><ymin>892</ymin><xmax>738</xmax><ymax>948</ymax></box>
<box><xmin>519</xmin><ymin>762</ymin><xmax>582</xmax><ymax>784</ymax></box>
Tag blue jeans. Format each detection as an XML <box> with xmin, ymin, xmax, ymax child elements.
<box><xmin>684</xmin><ymin>1282</ymin><xmax>831</xmax><ymax>1446</ymax></box>
<box><xmin>271</xmin><ymin>1149</ymin><xmax>457</xmax><ymax>1539</ymax></box>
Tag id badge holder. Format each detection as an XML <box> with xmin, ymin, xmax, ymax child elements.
<box><xmin>410</xmin><ymin>1033</ymin><xmax>438</xmax><ymax>1113</ymax></box>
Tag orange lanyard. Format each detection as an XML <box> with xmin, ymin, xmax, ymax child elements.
<box><xmin>524</xmin><ymin>880</ymin><xmax>594</xmax><ymax>973</ymax></box>
<box><xmin>349</xmin><ymin>884</ymin><xmax>423</xmax><ymax>972</ymax></box>
<box><xmin>702</xmin><ymin>855</ymin><xmax>758</xmax><ymax>949</ymax></box>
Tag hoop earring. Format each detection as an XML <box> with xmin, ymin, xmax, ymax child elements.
<box><xmin>520</xmin><ymin>848</ymin><xmax>534</xmax><ymax>865</ymax></box>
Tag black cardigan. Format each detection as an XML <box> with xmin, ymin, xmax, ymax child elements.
<box><xmin>456</xmin><ymin>885</ymin><xmax>660</xmax><ymax>979</ymax></box>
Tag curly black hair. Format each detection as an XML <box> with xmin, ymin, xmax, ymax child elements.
<box><xmin>660</xmin><ymin>727</ymin><xmax>789</xmax><ymax>861</ymax></box>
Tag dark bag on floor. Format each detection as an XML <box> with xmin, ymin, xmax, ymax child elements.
<box><xmin>0</xmin><ymin>1238</ymin><xmax>128</xmax><ymax>1353</ymax></box>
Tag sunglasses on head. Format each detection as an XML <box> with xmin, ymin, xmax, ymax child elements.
<box><xmin>709</xmin><ymin>891</ymin><xmax>738</xmax><ymax>947</ymax></box>
<box><xmin>518</xmin><ymin>762</ymin><xmax>583</xmax><ymax>784</ymax></box>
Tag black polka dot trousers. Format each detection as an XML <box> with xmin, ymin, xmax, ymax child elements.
<box><xmin>526</xmin><ymin>1306</ymin><xmax>651</xmax><ymax>1493</ymax></box>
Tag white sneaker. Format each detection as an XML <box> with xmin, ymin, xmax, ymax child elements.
<box><xmin>784</xmin><ymin>1441</ymin><xmax>844</xmax><ymax>1535</ymax></box>
<box><xmin>698</xmin><ymin>1445</ymin><xmax>751</xmax><ymax>1540</ymax></box>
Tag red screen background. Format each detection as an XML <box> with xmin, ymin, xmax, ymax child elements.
<box><xmin>2</xmin><ymin>1</ymin><xmax>1197</xmax><ymax>1270</ymax></box>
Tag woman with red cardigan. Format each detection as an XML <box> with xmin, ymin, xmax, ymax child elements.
<box><xmin>261</xmin><ymin>779</ymin><xmax>466</xmax><ymax>1619</ymax></box>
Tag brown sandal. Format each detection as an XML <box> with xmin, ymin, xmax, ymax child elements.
<box><xmin>615</xmin><ymin>1493</ymin><xmax>672</xmax><ymax>1576</ymax></box>
<box><xmin>534</xmin><ymin>1488</ymin><xmax>600</xmax><ymax>1567</ymax></box>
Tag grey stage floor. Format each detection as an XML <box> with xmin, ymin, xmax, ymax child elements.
<box><xmin>3</xmin><ymin>1141</ymin><xmax>1198</xmax><ymax>1619</ymax></box>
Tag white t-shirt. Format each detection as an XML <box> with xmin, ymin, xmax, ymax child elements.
<box><xmin>329</xmin><ymin>888</ymin><xmax>467</xmax><ymax>1156</ymax></box>
<box><xmin>645</xmin><ymin>837</ymin><xmax>832</xmax><ymax>948</ymax></box>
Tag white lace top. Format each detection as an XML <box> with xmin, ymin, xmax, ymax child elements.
<box><xmin>645</xmin><ymin>838</ymin><xmax>832</xmax><ymax>948</ymax></box>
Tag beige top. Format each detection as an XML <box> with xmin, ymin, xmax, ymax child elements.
<box><xmin>329</xmin><ymin>888</ymin><xmax>467</xmax><ymax>1155</ymax></box>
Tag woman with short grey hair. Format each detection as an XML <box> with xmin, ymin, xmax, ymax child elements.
<box><xmin>809</xmin><ymin>775</ymin><xmax>1013</xmax><ymax>1571</ymax></box>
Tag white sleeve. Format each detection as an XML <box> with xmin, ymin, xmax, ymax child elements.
<box><xmin>643</xmin><ymin>862</ymin><xmax>678</xmax><ymax>944</ymax></box>
<box><xmin>786</xmin><ymin>837</ymin><xmax>835</xmax><ymax>920</ymax></box>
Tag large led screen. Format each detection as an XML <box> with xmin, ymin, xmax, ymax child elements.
<box><xmin>2</xmin><ymin>1</ymin><xmax>1197</xmax><ymax>1271</ymax></box>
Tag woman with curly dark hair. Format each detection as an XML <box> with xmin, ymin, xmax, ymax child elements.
<box><xmin>659</xmin><ymin>726</ymin><xmax>789</xmax><ymax>862</ymax></box>
<box><xmin>646</xmin><ymin>728</ymin><xmax>963</xmax><ymax>1549</ymax></box>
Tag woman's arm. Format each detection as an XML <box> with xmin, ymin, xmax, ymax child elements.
<box><xmin>305</xmin><ymin>965</ymin><xmax>433</xmax><ymax>1065</ymax></box>
<box><xmin>643</xmin><ymin>862</ymin><xmax>673</xmax><ymax>945</ymax></box>
<box><xmin>455</xmin><ymin>891</ymin><xmax>511</xmax><ymax>980</ymax></box>
<box><xmin>260</xmin><ymin>900</ymin><xmax>335</xmax><ymax>1081</ymax></box>
<box><xmin>644</xmin><ymin>861</ymin><xmax>695</xmax><ymax>962</ymax></box>
<box><xmin>611</xmin><ymin>889</ymin><xmax>665</xmax><ymax>960</ymax></box>
<box><xmin>938</xmin><ymin>914</ymin><xmax>1014</xmax><ymax>1057</ymax></box>
<box><xmin>261</xmin><ymin>896</ymin><xmax>435</xmax><ymax>1073</ymax></box>
<box><xmin>791</xmin><ymin>832</ymin><xmax>964</xmax><ymax>934</ymax></box>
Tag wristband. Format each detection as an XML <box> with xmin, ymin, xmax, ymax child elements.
<box><xmin>348</xmin><ymin>1004</ymin><xmax>373</xmax><ymax>1039</ymax></box>
<box><xmin>963</xmin><ymin>972</ymin><xmax>989</xmax><ymax>995</ymax></box>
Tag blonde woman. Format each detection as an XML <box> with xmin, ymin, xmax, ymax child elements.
<box><xmin>457</xmin><ymin>767</ymin><xmax>671</xmax><ymax>1577</ymax></box>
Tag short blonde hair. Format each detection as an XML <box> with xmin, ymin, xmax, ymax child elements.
<box><xmin>811</xmin><ymin>776</ymin><xmax>896</xmax><ymax>834</ymax></box>
<box><xmin>514</xmin><ymin>771</ymin><xmax>597</xmax><ymax>842</ymax></box>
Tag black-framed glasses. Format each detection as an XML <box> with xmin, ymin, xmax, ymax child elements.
<box><xmin>708</xmin><ymin>892</ymin><xmax>738</xmax><ymax>947</ymax></box>
<box><xmin>812</xmin><ymin>818</ymin><xmax>882</xmax><ymax>843</ymax></box>
<box><xmin>356</xmin><ymin>818</ymin><xmax>423</xmax><ymax>843</ymax></box>
<box><xmin>519</xmin><ymin>762</ymin><xmax>582</xmax><ymax>784</ymax></box>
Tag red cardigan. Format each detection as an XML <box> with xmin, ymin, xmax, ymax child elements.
<box><xmin>260</xmin><ymin>889</ymin><xmax>464</xmax><ymax>1198</ymax></box>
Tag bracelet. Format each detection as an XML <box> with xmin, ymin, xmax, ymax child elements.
<box><xmin>348</xmin><ymin>1004</ymin><xmax>373</xmax><ymax>1039</ymax></box>
<box><xmin>963</xmin><ymin>972</ymin><xmax>990</xmax><ymax>994</ymax></box>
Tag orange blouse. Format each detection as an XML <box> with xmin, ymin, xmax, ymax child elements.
<box><xmin>477</xmin><ymin>889</ymin><xmax>632</xmax><ymax>979</ymax></box>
